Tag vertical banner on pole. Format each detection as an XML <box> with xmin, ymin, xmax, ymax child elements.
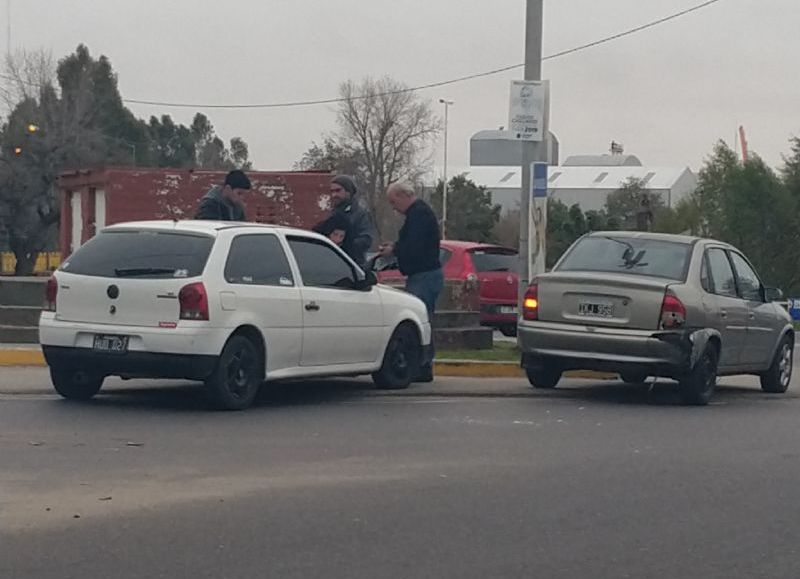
<box><xmin>530</xmin><ymin>162</ymin><xmax>548</xmax><ymax>277</ymax></box>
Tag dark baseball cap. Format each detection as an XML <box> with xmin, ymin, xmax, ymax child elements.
<box><xmin>225</xmin><ymin>170</ymin><xmax>251</xmax><ymax>190</ymax></box>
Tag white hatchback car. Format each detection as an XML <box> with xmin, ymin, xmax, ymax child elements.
<box><xmin>40</xmin><ymin>221</ymin><xmax>431</xmax><ymax>410</ymax></box>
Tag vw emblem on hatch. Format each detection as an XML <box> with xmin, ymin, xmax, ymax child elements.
<box><xmin>107</xmin><ymin>285</ymin><xmax>119</xmax><ymax>299</ymax></box>
<box><xmin>506</xmin><ymin>275</ymin><xmax>514</xmax><ymax>285</ymax></box>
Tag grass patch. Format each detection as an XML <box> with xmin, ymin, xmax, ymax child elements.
<box><xmin>436</xmin><ymin>341</ymin><xmax>520</xmax><ymax>362</ymax></box>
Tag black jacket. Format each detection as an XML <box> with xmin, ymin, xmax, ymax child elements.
<box><xmin>313</xmin><ymin>199</ymin><xmax>375</xmax><ymax>267</ymax></box>
<box><xmin>395</xmin><ymin>199</ymin><xmax>441</xmax><ymax>276</ymax></box>
<box><xmin>195</xmin><ymin>185</ymin><xmax>247</xmax><ymax>221</ymax></box>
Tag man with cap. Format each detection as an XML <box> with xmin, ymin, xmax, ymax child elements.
<box><xmin>195</xmin><ymin>170</ymin><xmax>251</xmax><ymax>221</ymax></box>
<box><xmin>312</xmin><ymin>175</ymin><xmax>375</xmax><ymax>267</ymax></box>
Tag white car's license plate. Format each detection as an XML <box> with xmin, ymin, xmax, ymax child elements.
<box><xmin>93</xmin><ymin>335</ymin><xmax>129</xmax><ymax>354</ymax></box>
<box><xmin>499</xmin><ymin>306</ymin><xmax>517</xmax><ymax>315</ymax></box>
<box><xmin>578</xmin><ymin>302</ymin><xmax>615</xmax><ymax>318</ymax></box>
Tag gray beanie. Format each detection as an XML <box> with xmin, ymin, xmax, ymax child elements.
<box><xmin>331</xmin><ymin>175</ymin><xmax>357</xmax><ymax>197</ymax></box>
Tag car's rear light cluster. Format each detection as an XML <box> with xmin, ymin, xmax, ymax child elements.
<box><xmin>179</xmin><ymin>282</ymin><xmax>209</xmax><ymax>321</ymax></box>
<box><xmin>660</xmin><ymin>290</ymin><xmax>686</xmax><ymax>329</ymax></box>
<box><xmin>522</xmin><ymin>283</ymin><xmax>539</xmax><ymax>321</ymax></box>
<box><xmin>44</xmin><ymin>276</ymin><xmax>58</xmax><ymax>312</ymax></box>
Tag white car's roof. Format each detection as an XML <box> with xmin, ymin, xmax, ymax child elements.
<box><xmin>103</xmin><ymin>220</ymin><xmax>314</xmax><ymax>237</ymax></box>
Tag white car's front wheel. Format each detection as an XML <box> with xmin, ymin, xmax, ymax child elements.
<box><xmin>372</xmin><ymin>324</ymin><xmax>422</xmax><ymax>390</ymax></box>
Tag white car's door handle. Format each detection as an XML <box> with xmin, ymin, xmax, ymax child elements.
<box><xmin>305</xmin><ymin>302</ymin><xmax>320</xmax><ymax>312</ymax></box>
<box><xmin>720</xmin><ymin>309</ymin><xmax>728</xmax><ymax>318</ymax></box>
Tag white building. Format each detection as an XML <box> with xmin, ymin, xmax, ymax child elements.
<box><xmin>435</xmin><ymin>162</ymin><xmax>697</xmax><ymax>215</ymax></box>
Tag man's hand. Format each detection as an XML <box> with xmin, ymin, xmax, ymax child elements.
<box><xmin>378</xmin><ymin>242</ymin><xmax>395</xmax><ymax>257</ymax></box>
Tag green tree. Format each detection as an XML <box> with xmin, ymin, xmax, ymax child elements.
<box><xmin>147</xmin><ymin>115</ymin><xmax>195</xmax><ymax>168</ymax></box>
<box><xmin>690</xmin><ymin>141</ymin><xmax>800</xmax><ymax>292</ymax></box>
<box><xmin>56</xmin><ymin>44</ymin><xmax>152</xmax><ymax>166</ymax></box>
<box><xmin>604</xmin><ymin>177</ymin><xmax>668</xmax><ymax>230</ymax></box>
<box><xmin>0</xmin><ymin>45</ymin><xmax>255</xmax><ymax>274</ymax></box>
<box><xmin>781</xmin><ymin>136</ymin><xmax>800</xmax><ymax>205</ymax></box>
<box><xmin>429</xmin><ymin>175</ymin><xmax>500</xmax><ymax>242</ymax></box>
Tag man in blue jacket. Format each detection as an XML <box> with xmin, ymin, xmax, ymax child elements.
<box><xmin>379</xmin><ymin>182</ymin><xmax>443</xmax><ymax>382</ymax></box>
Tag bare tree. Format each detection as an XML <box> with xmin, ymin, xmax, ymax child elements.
<box><xmin>337</xmin><ymin>77</ymin><xmax>440</xmax><ymax>234</ymax></box>
<box><xmin>0</xmin><ymin>49</ymin><xmax>54</xmax><ymax>112</ymax></box>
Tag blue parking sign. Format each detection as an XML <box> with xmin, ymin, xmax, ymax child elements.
<box><xmin>532</xmin><ymin>162</ymin><xmax>548</xmax><ymax>198</ymax></box>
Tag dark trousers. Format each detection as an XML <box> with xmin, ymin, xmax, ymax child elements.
<box><xmin>405</xmin><ymin>268</ymin><xmax>444</xmax><ymax>369</ymax></box>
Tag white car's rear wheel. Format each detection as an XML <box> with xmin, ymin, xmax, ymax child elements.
<box><xmin>205</xmin><ymin>335</ymin><xmax>262</xmax><ymax>411</ymax></box>
<box><xmin>372</xmin><ymin>324</ymin><xmax>421</xmax><ymax>390</ymax></box>
<box><xmin>50</xmin><ymin>367</ymin><xmax>104</xmax><ymax>401</ymax></box>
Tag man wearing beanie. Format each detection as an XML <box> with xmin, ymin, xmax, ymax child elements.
<box><xmin>195</xmin><ymin>170</ymin><xmax>251</xmax><ymax>221</ymax></box>
<box><xmin>312</xmin><ymin>175</ymin><xmax>375</xmax><ymax>267</ymax></box>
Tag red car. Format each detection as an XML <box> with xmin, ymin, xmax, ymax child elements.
<box><xmin>371</xmin><ymin>240</ymin><xmax>519</xmax><ymax>336</ymax></box>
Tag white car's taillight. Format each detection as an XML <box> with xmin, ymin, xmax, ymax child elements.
<box><xmin>179</xmin><ymin>282</ymin><xmax>209</xmax><ymax>321</ymax></box>
<box><xmin>44</xmin><ymin>276</ymin><xmax>58</xmax><ymax>312</ymax></box>
<box><xmin>660</xmin><ymin>290</ymin><xmax>686</xmax><ymax>329</ymax></box>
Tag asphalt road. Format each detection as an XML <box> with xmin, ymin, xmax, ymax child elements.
<box><xmin>2</xmin><ymin>369</ymin><xmax>800</xmax><ymax>579</ymax></box>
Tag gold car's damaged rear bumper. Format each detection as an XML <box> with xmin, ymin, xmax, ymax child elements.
<box><xmin>518</xmin><ymin>320</ymin><xmax>709</xmax><ymax>378</ymax></box>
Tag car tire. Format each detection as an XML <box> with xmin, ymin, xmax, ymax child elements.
<box><xmin>679</xmin><ymin>346</ymin><xmax>718</xmax><ymax>406</ymax></box>
<box><xmin>526</xmin><ymin>366</ymin><xmax>562</xmax><ymax>389</ymax></box>
<box><xmin>372</xmin><ymin>324</ymin><xmax>422</xmax><ymax>390</ymax></box>
<box><xmin>50</xmin><ymin>367</ymin><xmax>104</xmax><ymax>401</ymax></box>
<box><xmin>620</xmin><ymin>371</ymin><xmax>649</xmax><ymax>385</ymax></box>
<box><xmin>760</xmin><ymin>336</ymin><xmax>793</xmax><ymax>394</ymax></box>
<box><xmin>499</xmin><ymin>325</ymin><xmax>518</xmax><ymax>338</ymax></box>
<box><xmin>205</xmin><ymin>335</ymin><xmax>263</xmax><ymax>411</ymax></box>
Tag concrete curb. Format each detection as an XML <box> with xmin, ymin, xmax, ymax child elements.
<box><xmin>0</xmin><ymin>347</ymin><xmax>45</xmax><ymax>367</ymax></box>
<box><xmin>0</xmin><ymin>348</ymin><xmax>616</xmax><ymax>380</ymax></box>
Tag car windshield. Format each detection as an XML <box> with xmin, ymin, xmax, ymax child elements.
<box><xmin>60</xmin><ymin>230</ymin><xmax>214</xmax><ymax>278</ymax></box>
<box><xmin>470</xmin><ymin>249</ymin><xmax>517</xmax><ymax>273</ymax></box>
<box><xmin>556</xmin><ymin>236</ymin><xmax>691</xmax><ymax>280</ymax></box>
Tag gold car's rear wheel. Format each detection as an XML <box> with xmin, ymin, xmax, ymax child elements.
<box><xmin>526</xmin><ymin>366</ymin><xmax>562</xmax><ymax>389</ymax></box>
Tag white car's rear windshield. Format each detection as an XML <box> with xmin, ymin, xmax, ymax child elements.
<box><xmin>60</xmin><ymin>230</ymin><xmax>215</xmax><ymax>279</ymax></box>
<box><xmin>556</xmin><ymin>236</ymin><xmax>691</xmax><ymax>280</ymax></box>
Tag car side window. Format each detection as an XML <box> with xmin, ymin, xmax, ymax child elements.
<box><xmin>288</xmin><ymin>237</ymin><xmax>357</xmax><ymax>290</ymax></box>
<box><xmin>225</xmin><ymin>234</ymin><xmax>294</xmax><ymax>286</ymax></box>
<box><xmin>706</xmin><ymin>248</ymin><xmax>738</xmax><ymax>298</ymax></box>
<box><xmin>730</xmin><ymin>252</ymin><xmax>764</xmax><ymax>302</ymax></box>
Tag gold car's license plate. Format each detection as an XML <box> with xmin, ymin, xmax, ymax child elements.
<box><xmin>578</xmin><ymin>302</ymin><xmax>615</xmax><ymax>318</ymax></box>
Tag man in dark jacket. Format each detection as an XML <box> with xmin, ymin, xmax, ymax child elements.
<box><xmin>379</xmin><ymin>182</ymin><xmax>443</xmax><ymax>382</ymax></box>
<box><xmin>312</xmin><ymin>175</ymin><xmax>374</xmax><ymax>267</ymax></box>
<box><xmin>195</xmin><ymin>170</ymin><xmax>251</xmax><ymax>221</ymax></box>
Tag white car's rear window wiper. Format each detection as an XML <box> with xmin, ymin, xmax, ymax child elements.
<box><xmin>114</xmin><ymin>267</ymin><xmax>177</xmax><ymax>277</ymax></box>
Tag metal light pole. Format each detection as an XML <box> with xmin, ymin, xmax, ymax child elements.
<box><xmin>518</xmin><ymin>0</ymin><xmax>545</xmax><ymax>307</ymax></box>
<box><xmin>439</xmin><ymin>98</ymin><xmax>454</xmax><ymax>239</ymax></box>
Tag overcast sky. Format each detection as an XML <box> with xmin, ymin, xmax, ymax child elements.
<box><xmin>4</xmin><ymin>0</ymin><xmax>799</xmax><ymax>173</ymax></box>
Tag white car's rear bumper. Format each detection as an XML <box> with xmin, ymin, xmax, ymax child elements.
<box><xmin>39</xmin><ymin>313</ymin><xmax>230</xmax><ymax>357</ymax></box>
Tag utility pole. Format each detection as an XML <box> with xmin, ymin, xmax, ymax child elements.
<box><xmin>518</xmin><ymin>0</ymin><xmax>545</xmax><ymax>306</ymax></box>
<box><xmin>439</xmin><ymin>98</ymin><xmax>454</xmax><ymax>239</ymax></box>
<box><xmin>6</xmin><ymin>0</ymin><xmax>11</xmax><ymax>55</ymax></box>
